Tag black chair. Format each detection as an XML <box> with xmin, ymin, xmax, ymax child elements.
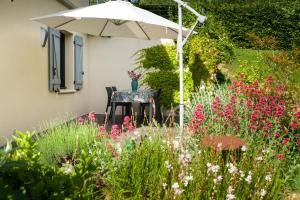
<box><xmin>105</xmin><ymin>87</ymin><xmax>131</xmax><ymax>121</ymax></box>
<box><xmin>112</xmin><ymin>86</ymin><xmax>117</xmax><ymax>92</ymax></box>
<box><xmin>140</xmin><ymin>89</ymin><xmax>162</xmax><ymax>123</ymax></box>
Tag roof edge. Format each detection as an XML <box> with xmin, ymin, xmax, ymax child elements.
<box><xmin>57</xmin><ymin>0</ymin><xmax>78</xmax><ymax>9</ymax></box>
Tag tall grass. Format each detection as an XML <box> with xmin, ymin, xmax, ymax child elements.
<box><xmin>36</xmin><ymin>119</ymin><xmax>97</xmax><ymax>166</ymax></box>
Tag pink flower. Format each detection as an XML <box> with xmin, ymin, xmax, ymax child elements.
<box><xmin>112</xmin><ymin>124</ymin><xmax>119</xmax><ymax>130</ymax></box>
<box><xmin>77</xmin><ymin>117</ymin><xmax>84</xmax><ymax>125</ymax></box>
<box><xmin>123</xmin><ymin>116</ymin><xmax>131</xmax><ymax>125</ymax></box>
<box><xmin>88</xmin><ymin>111</ymin><xmax>96</xmax><ymax>121</ymax></box>
<box><xmin>297</xmin><ymin>139</ymin><xmax>300</xmax><ymax>146</ymax></box>
<box><xmin>111</xmin><ymin>124</ymin><xmax>120</xmax><ymax>139</ymax></box>
<box><xmin>99</xmin><ymin>125</ymin><xmax>106</xmax><ymax>133</ymax></box>
<box><xmin>274</xmin><ymin>131</ymin><xmax>280</xmax><ymax>138</ymax></box>
<box><xmin>128</xmin><ymin>123</ymin><xmax>135</xmax><ymax>132</ymax></box>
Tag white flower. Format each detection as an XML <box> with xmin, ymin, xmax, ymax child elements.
<box><xmin>226</xmin><ymin>186</ymin><xmax>235</xmax><ymax>200</ymax></box>
<box><xmin>260</xmin><ymin>189</ymin><xmax>267</xmax><ymax>198</ymax></box>
<box><xmin>265</xmin><ymin>174</ymin><xmax>272</xmax><ymax>182</ymax></box>
<box><xmin>262</xmin><ymin>149</ymin><xmax>269</xmax><ymax>154</ymax></box>
<box><xmin>227</xmin><ymin>186</ymin><xmax>234</xmax><ymax>194</ymax></box>
<box><xmin>200</xmin><ymin>84</ymin><xmax>205</xmax><ymax>90</ymax></box>
<box><xmin>213</xmin><ymin>175</ymin><xmax>223</xmax><ymax>184</ymax></box>
<box><xmin>226</xmin><ymin>194</ymin><xmax>235</xmax><ymax>200</ymax></box>
<box><xmin>217</xmin><ymin>143</ymin><xmax>222</xmax><ymax>148</ymax></box>
<box><xmin>241</xmin><ymin>145</ymin><xmax>247</xmax><ymax>152</ymax></box>
<box><xmin>227</xmin><ymin>163</ymin><xmax>238</xmax><ymax>174</ymax></box>
<box><xmin>116</xmin><ymin>143</ymin><xmax>122</xmax><ymax>154</ymax></box>
<box><xmin>245</xmin><ymin>171</ymin><xmax>252</xmax><ymax>184</ymax></box>
<box><xmin>173</xmin><ymin>140</ymin><xmax>179</xmax><ymax>149</ymax></box>
<box><xmin>165</xmin><ymin>160</ymin><xmax>173</xmax><ymax>172</ymax></box>
<box><xmin>183</xmin><ymin>175</ymin><xmax>193</xmax><ymax>186</ymax></box>
<box><xmin>256</xmin><ymin>156</ymin><xmax>263</xmax><ymax>161</ymax></box>
<box><xmin>179</xmin><ymin>152</ymin><xmax>191</xmax><ymax>166</ymax></box>
<box><xmin>207</xmin><ymin>164</ymin><xmax>220</xmax><ymax>174</ymax></box>
<box><xmin>172</xmin><ymin>182</ymin><xmax>179</xmax><ymax>190</ymax></box>
<box><xmin>211</xmin><ymin>165</ymin><xmax>220</xmax><ymax>173</ymax></box>
<box><xmin>240</xmin><ymin>170</ymin><xmax>245</xmax><ymax>178</ymax></box>
<box><xmin>162</xmin><ymin>183</ymin><xmax>167</xmax><ymax>188</ymax></box>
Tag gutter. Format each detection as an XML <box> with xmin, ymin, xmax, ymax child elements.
<box><xmin>57</xmin><ymin>0</ymin><xmax>78</xmax><ymax>9</ymax></box>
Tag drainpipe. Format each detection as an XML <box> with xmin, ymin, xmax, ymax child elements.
<box><xmin>57</xmin><ymin>0</ymin><xmax>78</xmax><ymax>9</ymax></box>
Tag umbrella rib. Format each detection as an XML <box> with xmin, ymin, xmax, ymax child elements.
<box><xmin>55</xmin><ymin>19</ymin><xmax>76</xmax><ymax>29</ymax></box>
<box><xmin>99</xmin><ymin>19</ymin><xmax>109</xmax><ymax>36</ymax></box>
<box><xmin>135</xmin><ymin>22</ymin><xmax>150</xmax><ymax>40</ymax></box>
<box><xmin>167</xmin><ymin>27</ymin><xmax>178</xmax><ymax>34</ymax></box>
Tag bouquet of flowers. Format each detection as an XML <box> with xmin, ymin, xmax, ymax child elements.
<box><xmin>128</xmin><ymin>70</ymin><xmax>142</xmax><ymax>80</ymax></box>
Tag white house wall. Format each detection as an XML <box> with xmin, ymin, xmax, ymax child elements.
<box><xmin>0</xmin><ymin>0</ymin><xmax>89</xmax><ymax>142</ymax></box>
<box><xmin>87</xmin><ymin>37</ymin><xmax>163</xmax><ymax>115</ymax></box>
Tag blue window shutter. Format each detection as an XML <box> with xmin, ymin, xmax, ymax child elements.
<box><xmin>48</xmin><ymin>28</ymin><xmax>61</xmax><ymax>92</ymax></box>
<box><xmin>74</xmin><ymin>35</ymin><xmax>84</xmax><ymax>90</ymax></box>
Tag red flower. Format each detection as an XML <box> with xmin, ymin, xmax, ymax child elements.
<box><xmin>297</xmin><ymin>139</ymin><xmax>300</xmax><ymax>145</ymax></box>
<box><xmin>95</xmin><ymin>133</ymin><xmax>101</xmax><ymax>140</ymax></box>
<box><xmin>99</xmin><ymin>125</ymin><xmax>106</xmax><ymax>133</ymax></box>
<box><xmin>296</xmin><ymin>112</ymin><xmax>300</xmax><ymax>119</ymax></box>
<box><xmin>274</xmin><ymin>131</ymin><xmax>280</xmax><ymax>138</ymax></box>
<box><xmin>282</xmin><ymin>138</ymin><xmax>289</xmax><ymax>145</ymax></box>
<box><xmin>276</xmin><ymin>154</ymin><xmax>285</xmax><ymax>161</ymax></box>
<box><xmin>107</xmin><ymin>144</ymin><xmax>119</xmax><ymax>157</ymax></box>
<box><xmin>266</xmin><ymin>76</ymin><xmax>274</xmax><ymax>84</ymax></box>
<box><xmin>289</xmin><ymin>123</ymin><xmax>299</xmax><ymax>131</ymax></box>
<box><xmin>77</xmin><ymin>116</ymin><xmax>84</xmax><ymax>125</ymax></box>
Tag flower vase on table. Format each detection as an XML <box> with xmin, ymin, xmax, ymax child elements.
<box><xmin>128</xmin><ymin>70</ymin><xmax>142</xmax><ymax>92</ymax></box>
<box><xmin>131</xmin><ymin>79</ymin><xmax>138</xmax><ymax>92</ymax></box>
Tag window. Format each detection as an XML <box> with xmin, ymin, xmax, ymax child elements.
<box><xmin>48</xmin><ymin>28</ymin><xmax>83</xmax><ymax>92</ymax></box>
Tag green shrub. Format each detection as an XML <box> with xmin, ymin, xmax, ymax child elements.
<box><xmin>137</xmin><ymin>44</ymin><xmax>178</xmax><ymax>71</ymax></box>
<box><xmin>143</xmin><ymin>70</ymin><xmax>194</xmax><ymax>108</ymax></box>
<box><xmin>187</xmin><ymin>35</ymin><xmax>223</xmax><ymax>86</ymax></box>
<box><xmin>137</xmin><ymin>45</ymin><xmax>194</xmax><ymax>108</ymax></box>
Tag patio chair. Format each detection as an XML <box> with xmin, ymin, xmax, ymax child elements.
<box><xmin>140</xmin><ymin>89</ymin><xmax>162</xmax><ymax>123</ymax></box>
<box><xmin>105</xmin><ymin>87</ymin><xmax>131</xmax><ymax>121</ymax></box>
<box><xmin>112</xmin><ymin>86</ymin><xmax>117</xmax><ymax>91</ymax></box>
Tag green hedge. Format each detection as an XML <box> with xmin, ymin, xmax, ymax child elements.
<box><xmin>204</xmin><ymin>1</ymin><xmax>300</xmax><ymax>49</ymax></box>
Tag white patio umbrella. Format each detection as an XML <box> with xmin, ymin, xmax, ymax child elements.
<box><xmin>31</xmin><ymin>0</ymin><xmax>189</xmax><ymax>40</ymax></box>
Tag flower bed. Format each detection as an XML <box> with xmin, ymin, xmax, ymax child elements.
<box><xmin>0</xmin><ymin>77</ymin><xmax>299</xmax><ymax>199</ymax></box>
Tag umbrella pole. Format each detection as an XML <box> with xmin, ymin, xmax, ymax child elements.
<box><xmin>178</xmin><ymin>4</ymin><xmax>184</xmax><ymax>138</ymax></box>
<box><xmin>173</xmin><ymin>0</ymin><xmax>207</xmax><ymax>140</ymax></box>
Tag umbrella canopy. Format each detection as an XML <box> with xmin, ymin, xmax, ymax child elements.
<box><xmin>31</xmin><ymin>0</ymin><xmax>189</xmax><ymax>40</ymax></box>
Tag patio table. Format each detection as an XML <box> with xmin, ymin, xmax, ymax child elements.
<box><xmin>111</xmin><ymin>89</ymin><xmax>156</xmax><ymax>124</ymax></box>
